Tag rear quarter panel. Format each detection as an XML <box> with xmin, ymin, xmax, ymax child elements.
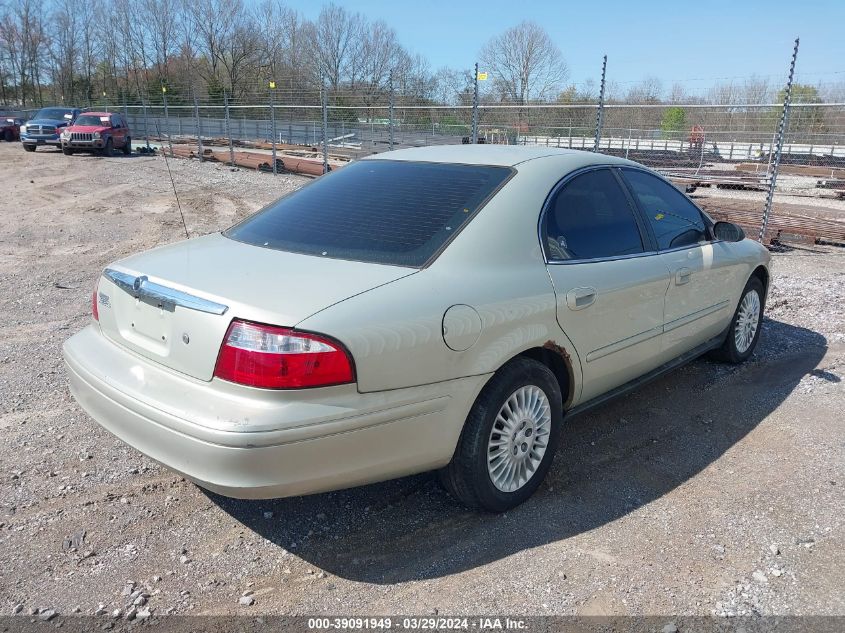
<box><xmin>297</xmin><ymin>156</ymin><xmax>595</xmax><ymax>396</ymax></box>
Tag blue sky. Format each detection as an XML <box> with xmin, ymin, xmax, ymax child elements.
<box><xmin>282</xmin><ymin>0</ymin><xmax>844</xmax><ymax>92</ymax></box>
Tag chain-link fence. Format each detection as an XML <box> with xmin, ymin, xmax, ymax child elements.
<box><xmin>6</xmin><ymin>40</ymin><xmax>844</xmax><ymax>245</ymax></box>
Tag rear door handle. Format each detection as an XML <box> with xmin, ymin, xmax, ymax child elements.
<box><xmin>675</xmin><ymin>268</ymin><xmax>692</xmax><ymax>285</ymax></box>
<box><xmin>565</xmin><ymin>287</ymin><xmax>597</xmax><ymax>310</ymax></box>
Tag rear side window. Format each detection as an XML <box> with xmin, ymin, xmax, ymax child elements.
<box><xmin>225</xmin><ymin>160</ymin><xmax>512</xmax><ymax>267</ymax></box>
<box><xmin>543</xmin><ymin>168</ymin><xmax>644</xmax><ymax>261</ymax></box>
<box><xmin>621</xmin><ymin>169</ymin><xmax>707</xmax><ymax>250</ymax></box>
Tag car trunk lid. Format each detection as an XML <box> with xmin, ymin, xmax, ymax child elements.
<box><xmin>95</xmin><ymin>232</ymin><xmax>415</xmax><ymax>381</ymax></box>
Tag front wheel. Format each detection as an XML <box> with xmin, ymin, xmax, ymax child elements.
<box><xmin>711</xmin><ymin>276</ymin><xmax>765</xmax><ymax>364</ymax></box>
<box><xmin>3</xmin><ymin>129</ymin><xmax>12</xmax><ymax>142</ymax></box>
<box><xmin>122</xmin><ymin>136</ymin><xmax>131</xmax><ymax>155</ymax></box>
<box><xmin>102</xmin><ymin>138</ymin><xmax>113</xmax><ymax>157</ymax></box>
<box><xmin>23</xmin><ymin>144</ymin><xmax>36</xmax><ymax>152</ymax></box>
<box><xmin>62</xmin><ymin>146</ymin><xmax>74</xmax><ymax>155</ymax></box>
<box><xmin>440</xmin><ymin>357</ymin><xmax>563</xmax><ymax>512</ymax></box>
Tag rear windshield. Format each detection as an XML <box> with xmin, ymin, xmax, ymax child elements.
<box><xmin>224</xmin><ymin>160</ymin><xmax>513</xmax><ymax>267</ymax></box>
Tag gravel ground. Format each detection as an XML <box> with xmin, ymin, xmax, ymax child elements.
<box><xmin>0</xmin><ymin>144</ymin><xmax>843</xmax><ymax>619</ymax></box>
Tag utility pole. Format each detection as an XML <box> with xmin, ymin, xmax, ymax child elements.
<box><xmin>759</xmin><ymin>38</ymin><xmax>799</xmax><ymax>243</ymax></box>
<box><xmin>269</xmin><ymin>80</ymin><xmax>277</xmax><ymax>175</ymax></box>
<box><xmin>321</xmin><ymin>79</ymin><xmax>329</xmax><ymax>174</ymax></box>
<box><xmin>224</xmin><ymin>90</ymin><xmax>234</xmax><ymax>167</ymax></box>
<box><xmin>162</xmin><ymin>84</ymin><xmax>173</xmax><ymax>157</ymax></box>
<box><xmin>192</xmin><ymin>87</ymin><xmax>203</xmax><ymax>162</ymax></box>
<box><xmin>389</xmin><ymin>71</ymin><xmax>395</xmax><ymax>151</ymax></box>
<box><xmin>471</xmin><ymin>62</ymin><xmax>480</xmax><ymax>144</ymax></box>
<box><xmin>593</xmin><ymin>55</ymin><xmax>607</xmax><ymax>152</ymax></box>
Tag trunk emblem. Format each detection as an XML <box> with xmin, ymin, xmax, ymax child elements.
<box><xmin>133</xmin><ymin>275</ymin><xmax>148</xmax><ymax>293</ymax></box>
<box><xmin>182</xmin><ymin>333</ymin><xmax>190</xmax><ymax>345</ymax></box>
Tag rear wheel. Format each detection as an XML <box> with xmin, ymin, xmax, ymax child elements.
<box><xmin>440</xmin><ymin>357</ymin><xmax>563</xmax><ymax>512</ymax></box>
<box><xmin>710</xmin><ymin>276</ymin><xmax>765</xmax><ymax>364</ymax></box>
<box><xmin>23</xmin><ymin>144</ymin><xmax>36</xmax><ymax>152</ymax></box>
<box><xmin>122</xmin><ymin>136</ymin><xmax>131</xmax><ymax>155</ymax></box>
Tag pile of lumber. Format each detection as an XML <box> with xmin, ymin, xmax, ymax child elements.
<box><xmin>163</xmin><ymin>144</ymin><xmax>337</xmax><ymax>176</ymax></box>
<box><xmin>707</xmin><ymin>206</ymin><xmax>845</xmax><ymax>246</ymax></box>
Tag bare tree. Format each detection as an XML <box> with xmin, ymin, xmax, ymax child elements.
<box><xmin>142</xmin><ymin>0</ymin><xmax>180</xmax><ymax>84</ymax></box>
<box><xmin>49</xmin><ymin>0</ymin><xmax>78</xmax><ymax>102</ymax></box>
<box><xmin>308</xmin><ymin>3</ymin><xmax>363</xmax><ymax>90</ymax></box>
<box><xmin>626</xmin><ymin>76</ymin><xmax>663</xmax><ymax>104</ymax></box>
<box><xmin>480</xmin><ymin>21</ymin><xmax>568</xmax><ymax>105</ymax></box>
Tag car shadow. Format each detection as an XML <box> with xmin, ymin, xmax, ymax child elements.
<box><xmin>208</xmin><ymin>318</ymin><xmax>827</xmax><ymax>584</ymax></box>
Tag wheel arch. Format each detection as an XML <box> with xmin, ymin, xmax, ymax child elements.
<box><xmin>750</xmin><ymin>264</ymin><xmax>770</xmax><ymax>303</ymax></box>
<box><xmin>515</xmin><ymin>343</ymin><xmax>576</xmax><ymax>409</ymax></box>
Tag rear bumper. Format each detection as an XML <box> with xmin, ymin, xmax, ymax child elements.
<box><xmin>63</xmin><ymin>325</ymin><xmax>488</xmax><ymax>498</ymax></box>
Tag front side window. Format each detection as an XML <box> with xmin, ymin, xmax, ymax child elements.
<box><xmin>225</xmin><ymin>160</ymin><xmax>512</xmax><ymax>267</ymax></box>
<box><xmin>543</xmin><ymin>168</ymin><xmax>644</xmax><ymax>261</ymax></box>
<box><xmin>621</xmin><ymin>169</ymin><xmax>708</xmax><ymax>250</ymax></box>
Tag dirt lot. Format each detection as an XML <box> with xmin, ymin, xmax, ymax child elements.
<box><xmin>0</xmin><ymin>143</ymin><xmax>843</xmax><ymax>619</ymax></box>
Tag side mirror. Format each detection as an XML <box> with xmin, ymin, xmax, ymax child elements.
<box><xmin>713</xmin><ymin>221</ymin><xmax>745</xmax><ymax>242</ymax></box>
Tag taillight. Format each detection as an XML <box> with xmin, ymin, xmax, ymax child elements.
<box><xmin>213</xmin><ymin>320</ymin><xmax>354</xmax><ymax>389</ymax></box>
<box><xmin>92</xmin><ymin>280</ymin><xmax>99</xmax><ymax>321</ymax></box>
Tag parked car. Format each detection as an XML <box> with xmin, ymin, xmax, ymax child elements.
<box><xmin>20</xmin><ymin>107</ymin><xmax>80</xmax><ymax>151</ymax></box>
<box><xmin>60</xmin><ymin>112</ymin><xmax>131</xmax><ymax>156</ymax></box>
<box><xmin>63</xmin><ymin>146</ymin><xmax>770</xmax><ymax>511</ymax></box>
<box><xmin>1</xmin><ymin>116</ymin><xmax>24</xmax><ymax>142</ymax></box>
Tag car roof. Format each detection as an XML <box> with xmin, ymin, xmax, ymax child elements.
<box><xmin>363</xmin><ymin>144</ymin><xmax>638</xmax><ymax>168</ymax></box>
<box><xmin>79</xmin><ymin>112</ymin><xmax>115</xmax><ymax>117</ymax></box>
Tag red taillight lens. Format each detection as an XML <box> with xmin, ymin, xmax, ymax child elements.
<box><xmin>92</xmin><ymin>281</ymin><xmax>99</xmax><ymax>321</ymax></box>
<box><xmin>213</xmin><ymin>320</ymin><xmax>354</xmax><ymax>389</ymax></box>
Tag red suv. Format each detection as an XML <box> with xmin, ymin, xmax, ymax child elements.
<box><xmin>60</xmin><ymin>112</ymin><xmax>131</xmax><ymax>156</ymax></box>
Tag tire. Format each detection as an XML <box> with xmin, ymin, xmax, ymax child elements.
<box><xmin>62</xmin><ymin>146</ymin><xmax>74</xmax><ymax>155</ymax></box>
<box><xmin>103</xmin><ymin>138</ymin><xmax>113</xmax><ymax>157</ymax></box>
<box><xmin>710</xmin><ymin>276</ymin><xmax>765</xmax><ymax>364</ymax></box>
<box><xmin>3</xmin><ymin>129</ymin><xmax>12</xmax><ymax>142</ymax></box>
<box><xmin>440</xmin><ymin>357</ymin><xmax>564</xmax><ymax>512</ymax></box>
<box><xmin>123</xmin><ymin>137</ymin><xmax>131</xmax><ymax>155</ymax></box>
<box><xmin>23</xmin><ymin>144</ymin><xmax>36</xmax><ymax>152</ymax></box>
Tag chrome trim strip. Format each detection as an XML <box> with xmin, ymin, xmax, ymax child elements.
<box><xmin>547</xmin><ymin>250</ymin><xmax>659</xmax><ymax>265</ymax></box>
<box><xmin>585</xmin><ymin>325</ymin><xmax>663</xmax><ymax>363</ymax></box>
<box><xmin>103</xmin><ymin>268</ymin><xmax>228</xmax><ymax>315</ymax></box>
<box><xmin>663</xmin><ymin>300</ymin><xmax>730</xmax><ymax>333</ymax></box>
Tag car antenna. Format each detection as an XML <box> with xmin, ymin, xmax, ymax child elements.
<box><xmin>155</xmin><ymin>121</ymin><xmax>189</xmax><ymax>239</ymax></box>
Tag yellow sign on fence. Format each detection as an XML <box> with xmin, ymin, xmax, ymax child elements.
<box><xmin>269</xmin><ymin>81</ymin><xmax>276</xmax><ymax>89</ymax></box>
<box><xmin>477</xmin><ymin>72</ymin><xmax>488</xmax><ymax>81</ymax></box>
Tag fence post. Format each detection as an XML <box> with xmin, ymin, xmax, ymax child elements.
<box><xmin>224</xmin><ymin>91</ymin><xmax>234</xmax><ymax>167</ymax></box>
<box><xmin>471</xmin><ymin>62</ymin><xmax>479</xmax><ymax>144</ymax></box>
<box><xmin>162</xmin><ymin>85</ymin><xmax>172</xmax><ymax>157</ymax></box>
<box><xmin>321</xmin><ymin>81</ymin><xmax>329</xmax><ymax>174</ymax></box>
<box><xmin>193</xmin><ymin>88</ymin><xmax>203</xmax><ymax>162</ymax></box>
<box><xmin>269</xmin><ymin>81</ymin><xmax>277</xmax><ymax>175</ymax></box>
<box><xmin>593</xmin><ymin>55</ymin><xmax>607</xmax><ymax>152</ymax></box>
<box><xmin>389</xmin><ymin>72</ymin><xmax>395</xmax><ymax>151</ymax></box>
<box><xmin>122</xmin><ymin>89</ymin><xmax>128</xmax><ymax>132</ymax></box>
<box><xmin>141</xmin><ymin>96</ymin><xmax>150</xmax><ymax>150</ymax></box>
<box><xmin>759</xmin><ymin>37</ymin><xmax>799</xmax><ymax>243</ymax></box>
